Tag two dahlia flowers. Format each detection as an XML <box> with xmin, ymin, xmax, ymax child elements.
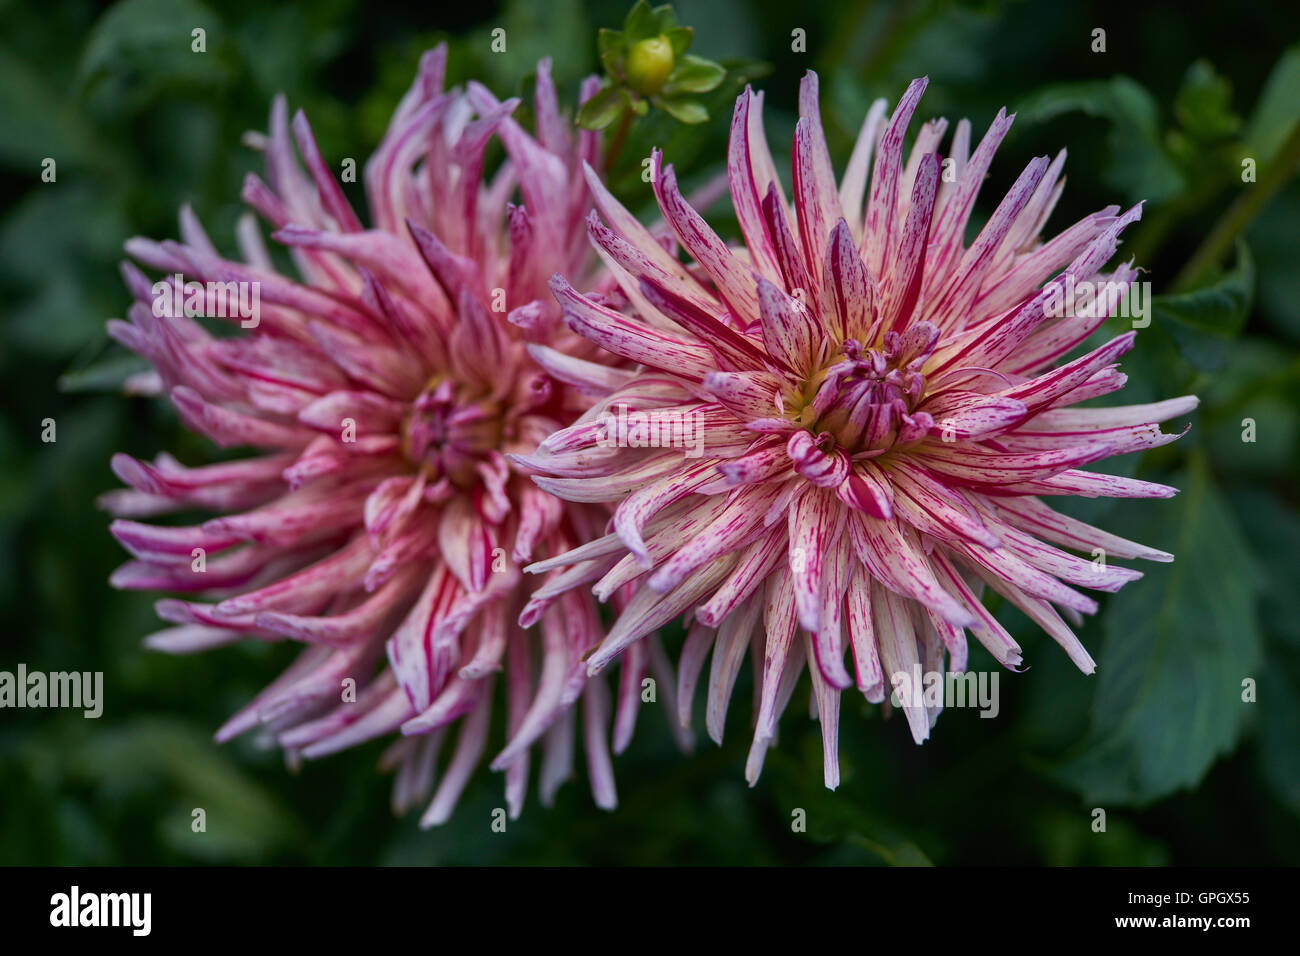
<box><xmin>104</xmin><ymin>47</ymin><xmax>1194</xmax><ymax>823</ymax></box>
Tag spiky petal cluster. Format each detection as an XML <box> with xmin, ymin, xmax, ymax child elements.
<box><xmin>103</xmin><ymin>48</ymin><xmax>676</xmax><ymax>824</ymax></box>
<box><xmin>527</xmin><ymin>73</ymin><xmax>1197</xmax><ymax>788</ymax></box>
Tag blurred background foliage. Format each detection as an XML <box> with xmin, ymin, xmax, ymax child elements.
<box><xmin>1</xmin><ymin>0</ymin><xmax>1297</xmax><ymax>865</ymax></box>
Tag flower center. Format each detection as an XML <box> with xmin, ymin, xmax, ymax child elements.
<box><xmin>402</xmin><ymin>378</ymin><xmax>504</xmax><ymax>485</ymax></box>
<box><xmin>784</xmin><ymin>324</ymin><xmax>940</xmax><ymax>481</ymax></box>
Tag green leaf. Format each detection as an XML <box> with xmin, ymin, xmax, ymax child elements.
<box><xmin>665</xmin><ymin>25</ymin><xmax>694</xmax><ymax>57</ymax></box>
<box><xmin>1151</xmin><ymin>241</ymin><xmax>1254</xmax><ymax>370</ymax></box>
<box><xmin>1173</xmin><ymin>60</ymin><xmax>1240</xmax><ymax>142</ymax></box>
<box><xmin>73</xmin><ymin>719</ymin><xmax>303</xmax><ymax>862</ymax></box>
<box><xmin>1258</xmin><ymin>668</ymin><xmax>1300</xmax><ymax>818</ymax></box>
<box><xmin>1229</xmin><ymin>490</ymin><xmax>1300</xmax><ymax>819</ymax></box>
<box><xmin>58</xmin><ymin>352</ymin><xmax>151</xmax><ymax>393</ymax></box>
<box><xmin>663</xmin><ymin>54</ymin><xmax>725</xmax><ymax>95</ymax></box>
<box><xmin>1015</xmin><ymin>76</ymin><xmax>1184</xmax><ymax>203</ymax></box>
<box><xmin>0</xmin><ymin>47</ymin><xmax>104</xmax><ymax>170</ymax></box>
<box><xmin>576</xmin><ymin>84</ymin><xmax>625</xmax><ymax>130</ymax></box>
<box><xmin>1244</xmin><ymin>44</ymin><xmax>1300</xmax><ymax>166</ymax></box>
<box><xmin>624</xmin><ymin>0</ymin><xmax>658</xmax><ymax>41</ymax></box>
<box><xmin>656</xmin><ymin>95</ymin><xmax>708</xmax><ymax>124</ymax></box>
<box><xmin>597</xmin><ymin>27</ymin><xmax>622</xmax><ymax>58</ymax></box>
<box><xmin>78</xmin><ymin>0</ymin><xmax>229</xmax><ymax>105</ymax></box>
<box><xmin>1053</xmin><ymin>454</ymin><xmax>1263</xmax><ymax>805</ymax></box>
<box><xmin>648</xmin><ymin>3</ymin><xmax>681</xmax><ymax>34</ymax></box>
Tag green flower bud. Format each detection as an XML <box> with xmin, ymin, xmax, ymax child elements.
<box><xmin>625</xmin><ymin>35</ymin><xmax>675</xmax><ymax>96</ymax></box>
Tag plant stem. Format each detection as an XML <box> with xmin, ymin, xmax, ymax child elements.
<box><xmin>605</xmin><ymin>107</ymin><xmax>635</xmax><ymax>173</ymax></box>
<box><xmin>1170</xmin><ymin>120</ymin><xmax>1300</xmax><ymax>293</ymax></box>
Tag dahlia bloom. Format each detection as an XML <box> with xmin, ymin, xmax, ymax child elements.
<box><xmin>103</xmin><ymin>48</ymin><xmax>674</xmax><ymax>823</ymax></box>
<box><xmin>525</xmin><ymin>73</ymin><xmax>1197</xmax><ymax>787</ymax></box>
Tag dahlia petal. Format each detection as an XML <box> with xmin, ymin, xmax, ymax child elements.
<box><xmin>706</xmin><ymin>597</ymin><xmax>762</xmax><ymax>745</ymax></box>
<box><xmin>649</xmin><ymin>483</ymin><xmax>783</xmax><ymax>593</ymax></box>
<box><xmin>923</xmin><ymin>108</ymin><xmax>1014</xmax><ymax>307</ymax></box>
<box><xmin>143</xmin><ymin>624</ymin><xmax>245</xmax><ymax>654</ymax></box>
<box><xmin>1030</xmin><ymin>394</ymin><xmax>1199</xmax><ymax>431</ymax></box>
<box><xmin>550</xmin><ymin>275</ymin><xmax>715</xmax><ymax>379</ymax></box>
<box><xmin>525</xmin><ymin>343</ymin><xmax>636</xmax><ymax>394</ymax></box>
<box><xmin>420</xmin><ymin>685</ymin><xmax>493</xmax><ymax>827</ymax></box>
<box><xmin>986</xmin><ymin>518</ymin><xmax>1143</xmax><ymax>592</ymax></box>
<box><xmin>387</xmin><ymin>564</ymin><xmax>457</xmax><ymax>712</ymax></box>
<box><xmin>762</xmin><ymin>182</ymin><xmax>817</xmax><ymax>306</ymax></box>
<box><xmin>581</xmin><ymin>161</ymin><xmax>693</xmax><ymax>283</ymax></box>
<box><xmin>897</xmin><ymin>118</ymin><xmax>948</xmax><ymax>217</ymax></box>
<box><xmin>862</xmin><ymin>76</ymin><xmax>928</xmax><ymax>280</ymax></box>
<box><xmin>459</xmin><ymin>600</ymin><xmax>510</xmax><ymax>679</ymax></box>
<box><xmin>401</xmin><ymin>673</ymin><xmax>483</xmax><ymax>735</ymax></box>
<box><xmin>587</xmin><ymin>557</ymin><xmax>734</xmax><ymax>675</ymax></box>
<box><xmin>793</xmin><ymin>71</ymin><xmax>845</xmax><ymax>283</ymax></box>
<box><xmin>784</xmin><ymin>486</ymin><xmax>841</xmax><ymax>633</ymax></box>
<box><xmin>701</xmin><ymin>370</ymin><xmax>783</xmax><ymax>420</ymax></box>
<box><xmin>965</xmin><ymin>560</ymin><xmax>1096</xmax><ymax>674</ymax></box>
<box><xmin>923</xmin><ymin>393</ymin><xmax>1028</xmax><ymax>440</ymax></box>
<box><xmin>298</xmin><ymin>391</ymin><xmax>406</xmax><ymax>433</ymax></box>
<box><xmin>255</xmin><ymin>561</ymin><xmax>425</xmax><ymax>646</ymax></box>
<box><xmin>490</xmin><ymin>605</ymin><xmax>571</xmax><ymax>770</ymax></box>
<box><xmin>653</xmin><ymin>159</ymin><xmax>760</xmax><ymax>321</ymax></box>
<box><xmin>836</xmin><ymin>462</ymin><xmax>895</xmax><ymax>519</ymax></box>
<box><xmin>754</xmin><ymin>567</ymin><xmax>799</xmax><ymax>741</ymax></box>
<box><xmin>871</xmin><ymin>579</ymin><xmax>929</xmax><ymax>744</ymax></box>
<box><xmin>538</xmin><ymin>709</ymin><xmax>575</xmax><ymax>808</ymax></box>
<box><xmin>845</xmin><ymin>567</ymin><xmax>885</xmax><ymax>701</ymax></box>
<box><xmin>884</xmin><ymin>459</ymin><xmax>1002</xmax><ymax>548</ymax></box>
<box><xmin>972</xmin><ymin>206</ymin><xmax>1120</xmax><ymax>319</ymax></box>
<box><xmin>812</xmin><ymin>531</ymin><xmax>856</xmax><ymax>690</ymax></box>
<box><xmin>294</xmin><ymin>682</ymin><xmax>414</xmax><ymax>759</ymax></box>
<box><xmin>696</xmin><ymin>529</ymin><xmax>785</xmax><ymax>627</ymax></box>
<box><xmin>909</xmin><ymin>440</ymin><xmax>1117</xmax><ymax>487</ymax></box>
<box><xmin>838</xmin><ymin>98</ymin><xmax>889</xmax><ymax>239</ymax></box>
<box><xmin>992</xmin><ymin>469</ymin><xmax>1179</xmax><ymax>499</ymax></box>
<box><xmin>581</xmin><ymin>675</ymin><xmax>618</xmax><ymax>810</ymax></box>
<box><xmin>614</xmin><ymin>459</ymin><xmax>720</xmax><ymax>568</ymax></box>
<box><xmin>881</xmin><ymin>152</ymin><xmax>939</xmax><ymax>335</ymax></box>
<box><xmin>504</xmin><ymin>627</ymin><xmax>533</xmax><ymax>819</ymax></box>
<box><xmin>985</xmin><ymin>494</ymin><xmax>1173</xmax><ymax>561</ymax></box>
<box><xmin>109</xmin><ymin>518</ymin><xmax>241</xmax><ymax>563</ymax></box>
<box><xmin>805</xmin><ymin>632</ymin><xmax>843</xmax><ymax>788</ymax></box>
<box><xmin>638</xmin><ymin>275</ymin><xmax>770</xmax><ymax>372</ymax></box>
<box><xmin>728</xmin><ymin>89</ymin><xmax>785</xmax><ymax>283</ymax></box>
<box><xmin>291</xmin><ymin>109</ymin><xmax>363</xmax><ymax>233</ymax></box>
<box><xmin>848</xmin><ymin>513</ymin><xmax>976</xmax><ymax>627</ymax></box>
<box><xmin>757</xmin><ymin>277</ymin><xmax>820</xmax><ymax>374</ymax></box>
<box><xmin>215</xmin><ymin>645</ymin><xmax>335</xmax><ymax>742</ymax></box>
<box><xmin>822</xmin><ymin>219</ymin><xmax>878</xmax><ymax>343</ymax></box>
<box><xmin>595</xmin><ymin>497</ymin><xmax>731</xmax><ymax>601</ymax></box>
<box><xmin>273</xmin><ymin>225</ymin><xmax>440</xmax><ymax>305</ymax></box>
<box><xmin>923</xmin><ymin>155</ymin><xmax>1049</xmax><ymax>328</ymax></box>
<box><xmin>171</xmin><ymin>386</ymin><xmax>315</xmax><ymax>449</ymax></box>
<box><xmin>215</xmin><ymin>535</ymin><xmax>372</xmax><ymax>615</ymax></box>
<box><xmin>951</xmin><ymin>537</ymin><xmax>1098</xmax><ymax>615</ymax></box>
<box><xmin>612</xmin><ymin>638</ymin><xmax>646</xmax><ymax>755</ymax></box>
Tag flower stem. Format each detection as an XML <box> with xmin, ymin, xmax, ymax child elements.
<box><xmin>605</xmin><ymin>107</ymin><xmax>635</xmax><ymax>173</ymax></box>
<box><xmin>1170</xmin><ymin>120</ymin><xmax>1300</xmax><ymax>293</ymax></box>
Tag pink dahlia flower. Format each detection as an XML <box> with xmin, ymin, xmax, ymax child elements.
<box><xmin>526</xmin><ymin>73</ymin><xmax>1197</xmax><ymax>788</ymax></box>
<box><xmin>104</xmin><ymin>48</ymin><xmax>672</xmax><ymax>823</ymax></box>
